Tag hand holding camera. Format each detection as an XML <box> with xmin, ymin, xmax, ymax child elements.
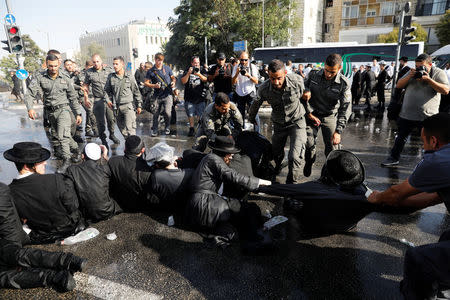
<box><xmin>413</xmin><ymin>66</ymin><xmax>429</xmax><ymax>81</ymax></box>
<box><xmin>239</xmin><ymin>64</ymin><xmax>249</xmax><ymax>76</ymax></box>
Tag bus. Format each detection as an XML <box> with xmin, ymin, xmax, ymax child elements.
<box><xmin>431</xmin><ymin>45</ymin><xmax>450</xmax><ymax>69</ymax></box>
<box><xmin>252</xmin><ymin>42</ymin><xmax>424</xmax><ymax>77</ymax></box>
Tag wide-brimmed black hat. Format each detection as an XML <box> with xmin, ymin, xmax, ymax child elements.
<box><xmin>208</xmin><ymin>136</ymin><xmax>240</xmax><ymax>154</ymax></box>
<box><xmin>324</xmin><ymin>150</ymin><xmax>365</xmax><ymax>188</ymax></box>
<box><xmin>3</xmin><ymin>142</ymin><xmax>50</xmax><ymax>164</ymax></box>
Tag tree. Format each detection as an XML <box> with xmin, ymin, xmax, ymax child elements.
<box><xmin>0</xmin><ymin>34</ymin><xmax>45</xmax><ymax>85</ymax></box>
<box><xmin>377</xmin><ymin>22</ymin><xmax>428</xmax><ymax>44</ymax></box>
<box><xmin>164</xmin><ymin>0</ymin><xmax>300</xmax><ymax>68</ymax></box>
<box><xmin>74</xmin><ymin>42</ymin><xmax>106</xmax><ymax>67</ymax></box>
<box><xmin>436</xmin><ymin>10</ymin><xmax>450</xmax><ymax>46</ymax></box>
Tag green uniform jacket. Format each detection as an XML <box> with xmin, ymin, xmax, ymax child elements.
<box><xmin>25</xmin><ymin>70</ymin><xmax>81</xmax><ymax>115</ymax></box>
<box><xmin>304</xmin><ymin>69</ymin><xmax>352</xmax><ymax>133</ymax></box>
<box><xmin>104</xmin><ymin>72</ymin><xmax>142</xmax><ymax>108</ymax></box>
<box><xmin>249</xmin><ymin>73</ymin><xmax>309</xmax><ymax>127</ymax></box>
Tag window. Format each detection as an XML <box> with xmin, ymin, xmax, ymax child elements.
<box><xmin>380</xmin><ymin>2</ymin><xmax>394</xmax><ymax>15</ymax></box>
<box><xmin>341</xmin><ymin>19</ymin><xmax>350</xmax><ymax>26</ymax></box>
<box><xmin>366</xmin><ymin>9</ymin><xmax>376</xmax><ymax>16</ymax></box>
<box><xmin>326</xmin><ymin>0</ymin><xmax>333</xmax><ymax>7</ymax></box>
<box><xmin>324</xmin><ymin>23</ymin><xmax>331</xmax><ymax>33</ymax></box>
<box><xmin>117</xmin><ymin>38</ymin><xmax>120</xmax><ymax>46</ymax></box>
<box><xmin>342</xmin><ymin>5</ymin><xmax>359</xmax><ymax>18</ymax></box>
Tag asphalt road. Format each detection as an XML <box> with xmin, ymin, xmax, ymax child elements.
<box><xmin>0</xmin><ymin>94</ymin><xmax>448</xmax><ymax>300</ymax></box>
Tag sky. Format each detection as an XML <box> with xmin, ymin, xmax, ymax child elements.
<box><xmin>0</xmin><ymin>0</ymin><xmax>179</xmax><ymax>58</ymax></box>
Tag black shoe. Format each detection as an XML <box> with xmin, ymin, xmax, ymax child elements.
<box><xmin>85</xmin><ymin>130</ymin><xmax>95</xmax><ymax>137</ymax></box>
<box><xmin>109</xmin><ymin>134</ymin><xmax>120</xmax><ymax>144</ymax></box>
<box><xmin>71</xmin><ymin>151</ymin><xmax>82</xmax><ymax>163</ymax></box>
<box><xmin>381</xmin><ymin>156</ymin><xmax>399</xmax><ymax>167</ymax></box>
<box><xmin>57</xmin><ymin>160</ymin><xmax>71</xmax><ymax>174</ymax></box>
<box><xmin>274</xmin><ymin>161</ymin><xmax>288</xmax><ymax>175</ymax></box>
<box><xmin>73</xmin><ymin>135</ymin><xmax>84</xmax><ymax>144</ymax></box>
<box><xmin>188</xmin><ymin>127</ymin><xmax>195</xmax><ymax>137</ymax></box>
<box><xmin>50</xmin><ymin>270</ymin><xmax>76</xmax><ymax>292</ymax></box>
<box><xmin>303</xmin><ymin>154</ymin><xmax>316</xmax><ymax>177</ymax></box>
<box><xmin>65</xmin><ymin>254</ymin><xmax>87</xmax><ymax>274</ymax></box>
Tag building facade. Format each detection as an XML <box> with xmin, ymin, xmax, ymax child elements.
<box><xmin>290</xmin><ymin>0</ymin><xmax>325</xmax><ymax>45</ymax></box>
<box><xmin>79</xmin><ymin>19</ymin><xmax>171</xmax><ymax>73</ymax></box>
<box><xmin>324</xmin><ymin>0</ymin><xmax>448</xmax><ymax>51</ymax></box>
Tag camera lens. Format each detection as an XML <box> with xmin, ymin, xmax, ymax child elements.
<box><xmin>193</xmin><ymin>67</ymin><xmax>200</xmax><ymax>73</ymax></box>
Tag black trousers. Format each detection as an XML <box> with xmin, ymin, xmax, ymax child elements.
<box><xmin>0</xmin><ymin>240</ymin><xmax>72</xmax><ymax>289</ymax></box>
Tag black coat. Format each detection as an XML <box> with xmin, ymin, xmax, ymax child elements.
<box><xmin>0</xmin><ymin>183</ymin><xmax>29</xmax><ymax>246</ymax></box>
<box><xmin>65</xmin><ymin>160</ymin><xmax>122</xmax><ymax>222</ymax></box>
<box><xmin>9</xmin><ymin>174</ymin><xmax>83</xmax><ymax>243</ymax></box>
<box><xmin>397</xmin><ymin>65</ymin><xmax>411</xmax><ymax>83</ymax></box>
<box><xmin>150</xmin><ymin>168</ymin><xmax>194</xmax><ymax>214</ymax></box>
<box><xmin>108</xmin><ymin>154</ymin><xmax>152</xmax><ymax>211</ymax></box>
<box><xmin>377</xmin><ymin>69</ymin><xmax>391</xmax><ymax>90</ymax></box>
<box><xmin>351</xmin><ymin>70</ymin><xmax>363</xmax><ymax>89</ymax></box>
<box><xmin>363</xmin><ymin>70</ymin><xmax>376</xmax><ymax>92</ymax></box>
<box><xmin>186</xmin><ymin>153</ymin><xmax>259</xmax><ymax>228</ymax></box>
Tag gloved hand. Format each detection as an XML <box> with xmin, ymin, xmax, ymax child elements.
<box><xmin>258</xmin><ymin>179</ymin><xmax>272</xmax><ymax>186</ymax></box>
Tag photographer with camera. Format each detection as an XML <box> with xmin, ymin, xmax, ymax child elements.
<box><xmin>382</xmin><ymin>53</ymin><xmax>449</xmax><ymax>167</ymax></box>
<box><xmin>181</xmin><ymin>56</ymin><xmax>209</xmax><ymax>137</ymax></box>
<box><xmin>208</xmin><ymin>53</ymin><xmax>233</xmax><ymax>100</ymax></box>
<box><xmin>232</xmin><ymin>51</ymin><xmax>260</xmax><ymax>132</ymax></box>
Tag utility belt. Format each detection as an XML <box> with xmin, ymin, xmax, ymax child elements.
<box><xmin>313</xmin><ymin>111</ymin><xmax>335</xmax><ymax>118</ymax></box>
<box><xmin>45</xmin><ymin>103</ymin><xmax>69</xmax><ymax>112</ymax></box>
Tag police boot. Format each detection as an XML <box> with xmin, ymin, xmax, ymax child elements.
<box><xmin>109</xmin><ymin>134</ymin><xmax>120</xmax><ymax>144</ymax></box>
<box><xmin>71</xmin><ymin>149</ymin><xmax>82</xmax><ymax>163</ymax></box>
<box><xmin>303</xmin><ymin>151</ymin><xmax>316</xmax><ymax>177</ymax></box>
<box><xmin>57</xmin><ymin>160</ymin><xmax>71</xmax><ymax>174</ymax></box>
<box><xmin>48</xmin><ymin>270</ymin><xmax>76</xmax><ymax>292</ymax></box>
<box><xmin>73</xmin><ymin>134</ymin><xmax>84</xmax><ymax>144</ymax></box>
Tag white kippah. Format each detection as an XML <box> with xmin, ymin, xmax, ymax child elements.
<box><xmin>84</xmin><ymin>143</ymin><xmax>101</xmax><ymax>161</ymax></box>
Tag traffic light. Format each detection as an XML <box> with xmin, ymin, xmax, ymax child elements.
<box><xmin>402</xmin><ymin>15</ymin><xmax>416</xmax><ymax>45</ymax></box>
<box><xmin>2</xmin><ymin>24</ymin><xmax>24</xmax><ymax>54</ymax></box>
<box><xmin>132</xmin><ymin>48</ymin><xmax>138</xmax><ymax>58</ymax></box>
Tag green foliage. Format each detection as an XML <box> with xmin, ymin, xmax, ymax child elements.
<box><xmin>436</xmin><ymin>10</ymin><xmax>450</xmax><ymax>46</ymax></box>
<box><xmin>0</xmin><ymin>34</ymin><xmax>45</xmax><ymax>85</ymax></box>
<box><xmin>164</xmin><ymin>0</ymin><xmax>300</xmax><ymax>68</ymax></box>
<box><xmin>377</xmin><ymin>22</ymin><xmax>428</xmax><ymax>44</ymax></box>
<box><xmin>74</xmin><ymin>42</ymin><xmax>106</xmax><ymax>67</ymax></box>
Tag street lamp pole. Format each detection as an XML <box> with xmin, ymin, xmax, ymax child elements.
<box><xmin>261</xmin><ymin>0</ymin><xmax>265</xmax><ymax>48</ymax></box>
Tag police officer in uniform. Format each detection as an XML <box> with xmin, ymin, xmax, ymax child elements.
<box><xmin>78</xmin><ymin>60</ymin><xmax>97</xmax><ymax>137</ymax></box>
<box><xmin>249</xmin><ymin>59</ymin><xmax>309</xmax><ymax>184</ymax></box>
<box><xmin>82</xmin><ymin>54</ymin><xmax>119</xmax><ymax>148</ymax></box>
<box><xmin>25</xmin><ymin>54</ymin><xmax>83</xmax><ymax>173</ymax></box>
<box><xmin>104</xmin><ymin>56</ymin><xmax>142</xmax><ymax>139</ymax></box>
<box><xmin>302</xmin><ymin>53</ymin><xmax>352</xmax><ymax>177</ymax></box>
<box><xmin>193</xmin><ymin>92</ymin><xmax>243</xmax><ymax>152</ymax></box>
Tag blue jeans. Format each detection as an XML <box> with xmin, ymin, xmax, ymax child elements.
<box><xmin>390</xmin><ymin>117</ymin><xmax>423</xmax><ymax>160</ymax></box>
<box><xmin>184</xmin><ymin>101</ymin><xmax>206</xmax><ymax>118</ymax></box>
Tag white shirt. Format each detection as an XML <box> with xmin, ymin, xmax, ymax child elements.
<box><xmin>445</xmin><ymin>68</ymin><xmax>450</xmax><ymax>83</ymax></box>
<box><xmin>16</xmin><ymin>172</ymin><xmax>34</xmax><ymax>179</ymax></box>
<box><xmin>304</xmin><ymin>67</ymin><xmax>312</xmax><ymax>77</ymax></box>
<box><xmin>232</xmin><ymin>64</ymin><xmax>259</xmax><ymax>97</ymax></box>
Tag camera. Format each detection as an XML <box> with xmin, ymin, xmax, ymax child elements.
<box><xmin>193</xmin><ymin>67</ymin><xmax>200</xmax><ymax>73</ymax></box>
<box><xmin>414</xmin><ymin>66</ymin><xmax>427</xmax><ymax>79</ymax></box>
<box><xmin>218</xmin><ymin>66</ymin><xmax>225</xmax><ymax>76</ymax></box>
<box><xmin>239</xmin><ymin>64</ymin><xmax>248</xmax><ymax>76</ymax></box>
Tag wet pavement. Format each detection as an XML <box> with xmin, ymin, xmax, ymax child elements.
<box><xmin>0</xmin><ymin>93</ymin><xmax>448</xmax><ymax>300</ymax></box>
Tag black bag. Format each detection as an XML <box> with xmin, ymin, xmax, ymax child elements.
<box><xmin>143</xmin><ymin>93</ymin><xmax>157</xmax><ymax>114</ymax></box>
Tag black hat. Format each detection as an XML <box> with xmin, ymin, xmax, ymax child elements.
<box><xmin>3</xmin><ymin>142</ymin><xmax>50</xmax><ymax>164</ymax></box>
<box><xmin>208</xmin><ymin>136</ymin><xmax>240</xmax><ymax>154</ymax></box>
<box><xmin>324</xmin><ymin>150</ymin><xmax>365</xmax><ymax>188</ymax></box>
<box><xmin>217</xmin><ymin>52</ymin><xmax>226</xmax><ymax>59</ymax></box>
<box><xmin>125</xmin><ymin>135</ymin><xmax>144</xmax><ymax>155</ymax></box>
<box><xmin>399</xmin><ymin>56</ymin><xmax>408</xmax><ymax>62</ymax></box>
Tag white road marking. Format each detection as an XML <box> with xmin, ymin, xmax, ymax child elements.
<box><xmin>74</xmin><ymin>273</ymin><xmax>163</xmax><ymax>300</ymax></box>
<box><xmin>151</xmin><ymin>136</ymin><xmax>187</xmax><ymax>142</ymax></box>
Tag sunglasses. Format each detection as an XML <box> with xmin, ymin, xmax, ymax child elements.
<box><xmin>240</xmin><ymin>59</ymin><xmax>248</xmax><ymax>61</ymax></box>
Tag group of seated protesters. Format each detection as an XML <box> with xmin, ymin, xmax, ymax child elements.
<box><xmin>1</xmin><ymin>113</ymin><xmax>450</xmax><ymax>298</ymax></box>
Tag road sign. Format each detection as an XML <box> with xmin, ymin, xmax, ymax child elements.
<box><xmin>126</xmin><ymin>62</ymin><xmax>132</xmax><ymax>71</ymax></box>
<box><xmin>233</xmin><ymin>40</ymin><xmax>247</xmax><ymax>52</ymax></box>
<box><xmin>5</xmin><ymin>14</ymin><xmax>15</xmax><ymax>24</ymax></box>
<box><xmin>16</xmin><ymin>69</ymin><xmax>28</xmax><ymax>80</ymax></box>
